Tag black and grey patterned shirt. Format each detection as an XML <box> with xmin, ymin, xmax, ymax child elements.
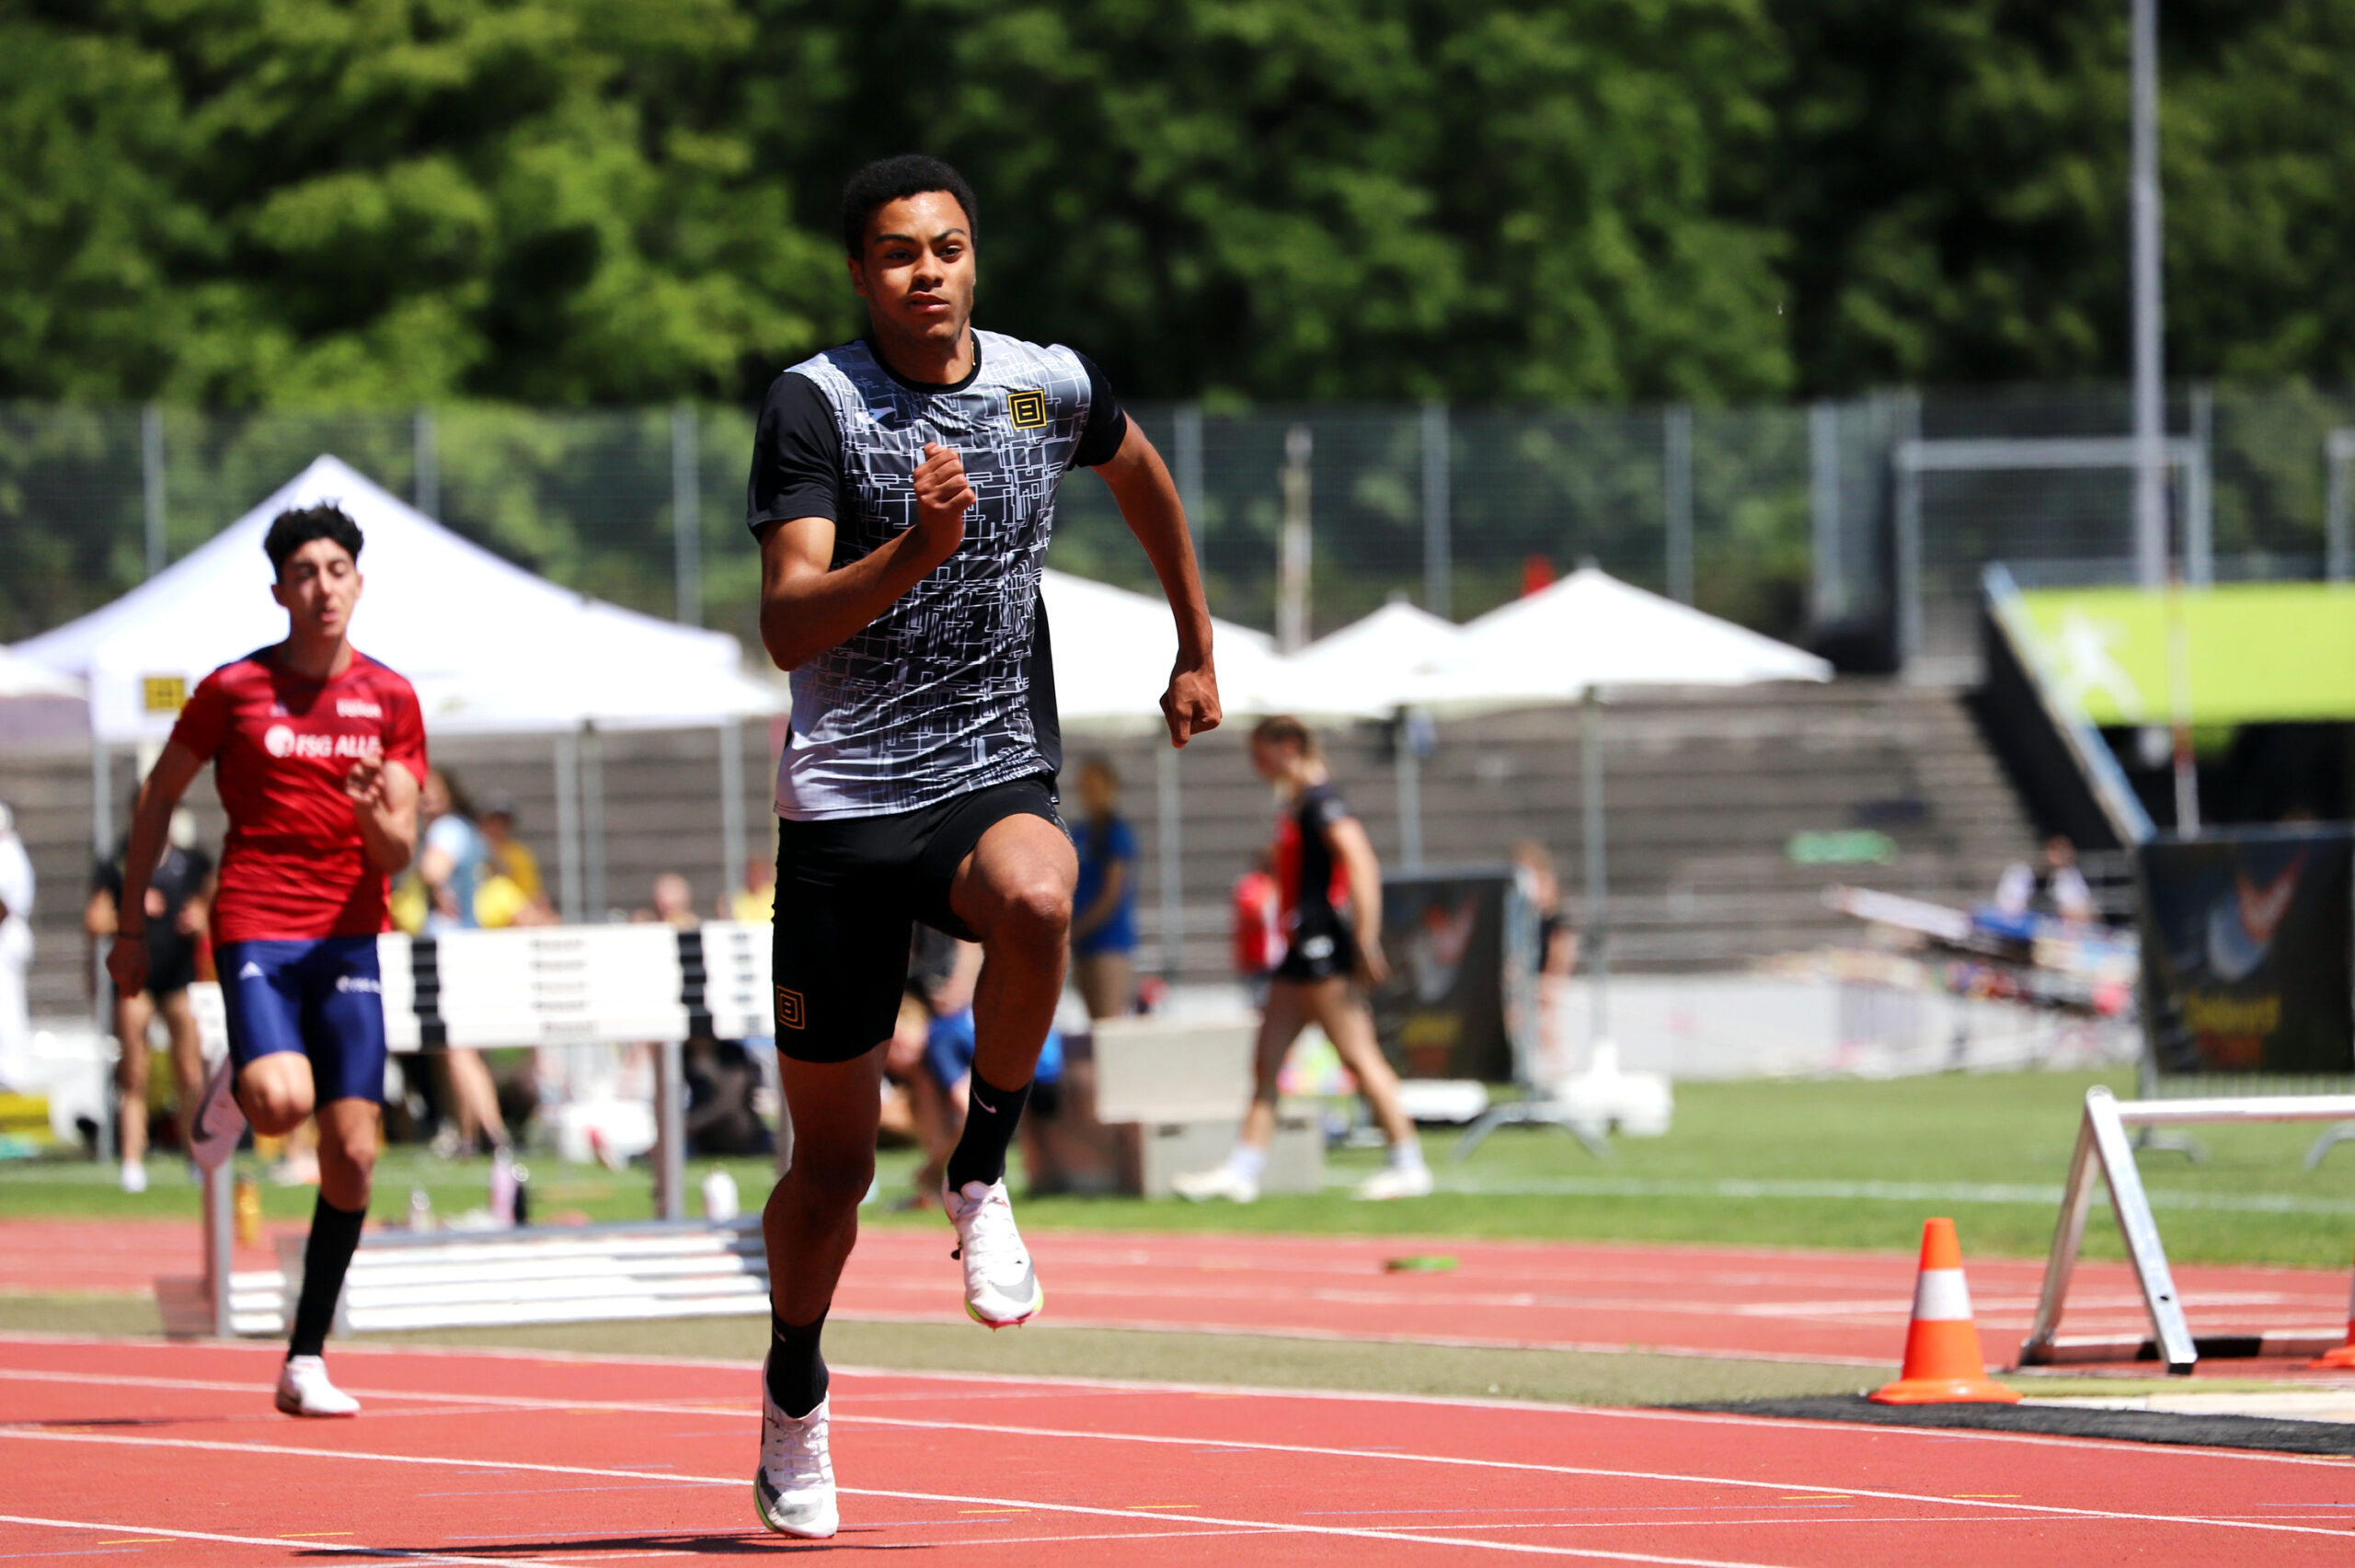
<box><xmin>746</xmin><ymin>331</ymin><xmax>1128</xmax><ymax>819</ymax></box>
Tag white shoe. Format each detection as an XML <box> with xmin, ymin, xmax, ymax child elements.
<box><xmin>118</xmin><ymin>1160</ymin><xmax>148</xmax><ymax>1195</ymax></box>
<box><xmin>753</xmin><ymin>1388</ymin><xmax>838</xmax><ymax>1539</ymax></box>
<box><xmin>944</xmin><ymin>1178</ymin><xmax>1043</xmax><ymax>1328</ymax></box>
<box><xmin>1355</xmin><ymin>1161</ymin><xmax>1435</xmax><ymax>1201</ymax></box>
<box><xmin>274</xmin><ymin>1355</ymin><xmax>360</xmax><ymax>1418</ymax></box>
<box><xmin>189</xmin><ymin>1062</ymin><xmax>245</xmax><ymax>1173</ymax></box>
<box><xmin>1171</xmin><ymin>1165</ymin><xmax>1258</xmax><ymax>1204</ymax></box>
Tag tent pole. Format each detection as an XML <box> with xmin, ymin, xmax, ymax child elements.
<box><xmin>1582</xmin><ymin>688</ymin><xmax>1608</xmax><ymax>1043</ymax></box>
<box><xmin>554</xmin><ymin>729</ymin><xmax>583</xmax><ymax>924</ymax></box>
<box><xmin>1156</xmin><ymin>744</ymin><xmax>1182</xmax><ymax>980</ymax></box>
<box><xmin>718</xmin><ymin>719</ymin><xmax>745</xmax><ymax>915</ymax></box>
<box><xmin>583</xmin><ymin>725</ymin><xmax>606</xmax><ymax>921</ymax></box>
<box><xmin>1396</xmin><ymin>708</ymin><xmax>1423</xmax><ymax>871</ymax></box>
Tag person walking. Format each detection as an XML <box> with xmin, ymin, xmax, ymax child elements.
<box><xmin>1175</xmin><ymin>716</ymin><xmax>1430</xmax><ymax>1204</ymax></box>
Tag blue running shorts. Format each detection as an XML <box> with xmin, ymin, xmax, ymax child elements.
<box><xmin>216</xmin><ymin>936</ymin><xmax>389</xmax><ymax>1105</ymax></box>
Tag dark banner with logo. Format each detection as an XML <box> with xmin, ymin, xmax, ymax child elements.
<box><xmin>1368</xmin><ymin>870</ymin><xmax>1534</xmax><ymax>1082</ymax></box>
<box><xmin>2137</xmin><ymin>829</ymin><xmax>2354</xmax><ymax>1076</ymax></box>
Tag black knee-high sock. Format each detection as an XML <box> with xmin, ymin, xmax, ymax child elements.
<box><xmin>287</xmin><ymin>1195</ymin><xmax>367</xmax><ymax>1359</ymax></box>
<box><xmin>944</xmin><ymin>1069</ymin><xmax>1030</xmax><ymax>1193</ymax></box>
<box><xmin>766</xmin><ymin>1308</ymin><xmax>828</xmax><ymax>1418</ymax></box>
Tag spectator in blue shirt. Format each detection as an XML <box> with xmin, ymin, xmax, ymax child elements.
<box><xmin>1069</xmin><ymin>758</ymin><xmax>1139</xmax><ymax>1019</ymax></box>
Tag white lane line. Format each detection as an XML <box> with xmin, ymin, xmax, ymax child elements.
<box><xmin>0</xmin><ymin>1515</ymin><xmax>569</xmax><ymax>1568</ymax></box>
<box><xmin>5</xmin><ymin>1404</ymin><xmax>2351</xmax><ymax>1546</ymax></box>
<box><xmin>7</xmin><ymin>1363</ymin><xmax>2350</xmax><ymax>1476</ymax></box>
<box><xmin>822</xmin><ymin>1413</ymin><xmax>2355</xmax><ymax>1538</ymax></box>
<box><xmin>0</xmin><ymin>1428</ymin><xmax>1827</xmax><ymax>1566</ymax></box>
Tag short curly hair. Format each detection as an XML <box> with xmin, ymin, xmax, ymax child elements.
<box><xmin>263</xmin><ymin>504</ymin><xmax>364</xmax><ymax>578</ymax></box>
<box><xmin>840</xmin><ymin>155</ymin><xmax>977</xmax><ymax>257</ymax></box>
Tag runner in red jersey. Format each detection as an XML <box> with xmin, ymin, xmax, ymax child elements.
<box><xmin>107</xmin><ymin>504</ymin><xmax>422</xmax><ymax>1418</ymax></box>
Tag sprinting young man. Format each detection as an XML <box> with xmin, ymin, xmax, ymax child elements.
<box><xmin>107</xmin><ymin>504</ymin><xmax>424</xmax><ymax>1417</ymax></box>
<box><xmin>744</xmin><ymin>154</ymin><xmax>1219</xmax><ymax>1538</ymax></box>
<box><xmin>1174</xmin><ymin>715</ymin><xmax>1431</xmax><ymax>1204</ymax></box>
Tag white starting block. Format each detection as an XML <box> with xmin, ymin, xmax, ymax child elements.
<box><xmin>1090</xmin><ymin>1014</ymin><xmax>1324</xmax><ymax>1196</ymax></box>
<box><xmin>186</xmin><ymin>921</ymin><xmax>775</xmax><ymax>1338</ymax></box>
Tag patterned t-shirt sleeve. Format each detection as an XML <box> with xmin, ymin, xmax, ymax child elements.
<box><xmin>746</xmin><ymin>371</ymin><xmax>844</xmax><ymax>532</ymax></box>
<box><xmin>1069</xmin><ymin>351</ymin><xmax>1130</xmax><ymax>469</ymax></box>
<box><xmin>168</xmin><ymin>669</ymin><xmax>233</xmax><ymax>762</ymax></box>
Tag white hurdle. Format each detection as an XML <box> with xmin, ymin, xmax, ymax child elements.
<box><xmin>188</xmin><ymin>921</ymin><xmax>775</xmax><ymax>1338</ymax></box>
<box><xmin>2019</xmin><ymin>1084</ymin><xmax>2355</xmax><ymax>1372</ymax></box>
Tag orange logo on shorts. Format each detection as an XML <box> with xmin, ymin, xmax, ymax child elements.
<box><xmin>775</xmin><ymin>987</ymin><xmax>806</xmax><ymax>1031</ymax></box>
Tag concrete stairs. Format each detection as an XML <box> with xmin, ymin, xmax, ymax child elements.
<box><xmin>0</xmin><ymin>681</ymin><xmax>2042</xmax><ymax>1016</ymax></box>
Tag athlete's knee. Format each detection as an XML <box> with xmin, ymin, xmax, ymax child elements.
<box><xmin>990</xmin><ymin>871</ymin><xmax>1072</xmax><ymax>948</ymax></box>
<box><xmin>785</xmin><ymin>1141</ymin><xmax>874</xmax><ymax>1214</ymax></box>
<box><xmin>241</xmin><ymin>1077</ymin><xmax>313</xmax><ymax>1136</ymax></box>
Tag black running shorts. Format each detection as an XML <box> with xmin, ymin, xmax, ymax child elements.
<box><xmin>770</xmin><ymin>774</ymin><xmax>1066</xmax><ymax>1064</ymax></box>
<box><xmin>1273</xmin><ymin>911</ymin><xmax>1356</xmax><ymax>983</ymax></box>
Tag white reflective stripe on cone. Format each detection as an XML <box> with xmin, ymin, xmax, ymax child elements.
<box><xmin>1912</xmin><ymin>1267</ymin><xmax>1973</xmax><ymax>1322</ymax></box>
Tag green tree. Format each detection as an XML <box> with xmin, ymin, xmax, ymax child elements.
<box><xmin>0</xmin><ymin>0</ymin><xmax>844</xmax><ymax>406</ymax></box>
<box><xmin>734</xmin><ymin>0</ymin><xmax>1792</xmax><ymax>403</ymax></box>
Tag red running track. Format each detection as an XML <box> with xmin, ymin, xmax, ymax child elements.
<box><xmin>833</xmin><ymin>1228</ymin><xmax>2352</xmax><ymax>1368</ymax></box>
<box><xmin>0</xmin><ymin>1219</ymin><xmax>298</xmax><ymax>1297</ymax></box>
<box><xmin>2</xmin><ymin>1335</ymin><xmax>2350</xmax><ymax>1565</ymax></box>
<box><xmin>10</xmin><ymin>1218</ymin><xmax>2348</xmax><ymax>1369</ymax></box>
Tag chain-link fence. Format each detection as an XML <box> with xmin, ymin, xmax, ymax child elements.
<box><xmin>6</xmin><ymin>386</ymin><xmax>2349</xmax><ymax>666</ymax></box>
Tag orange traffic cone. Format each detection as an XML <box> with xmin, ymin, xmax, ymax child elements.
<box><xmin>2310</xmin><ymin>1247</ymin><xmax>2355</xmax><ymax>1370</ymax></box>
<box><xmin>1870</xmin><ymin>1218</ymin><xmax>2021</xmax><ymax>1405</ymax></box>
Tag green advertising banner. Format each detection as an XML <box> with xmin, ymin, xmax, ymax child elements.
<box><xmin>2018</xmin><ymin>584</ymin><xmax>2355</xmax><ymax>727</ymax></box>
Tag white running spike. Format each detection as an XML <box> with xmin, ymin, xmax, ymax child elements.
<box><xmin>274</xmin><ymin>1356</ymin><xmax>360</xmax><ymax>1418</ymax></box>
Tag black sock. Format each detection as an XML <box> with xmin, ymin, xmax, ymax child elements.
<box><xmin>944</xmin><ymin>1069</ymin><xmax>1030</xmax><ymax>1193</ymax></box>
<box><xmin>287</xmin><ymin>1194</ymin><xmax>367</xmax><ymax>1359</ymax></box>
<box><xmin>765</xmin><ymin>1308</ymin><xmax>828</xmax><ymax>1418</ymax></box>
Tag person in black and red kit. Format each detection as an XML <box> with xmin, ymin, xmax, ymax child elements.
<box><xmin>1175</xmin><ymin>715</ymin><xmax>1430</xmax><ymax>1203</ymax></box>
<box><xmin>107</xmin><ymin>503</ymin><xmax>425</xmax><ymax>1419</ymax></box>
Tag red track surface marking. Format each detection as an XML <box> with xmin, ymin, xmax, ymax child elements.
<box><xmin>0</xmin><ymin>1219</ymin><xmax>294</xmax><ymax>1296</ymax></box>
<box><xmin>14</xmin><ymin>1216</ymin><xmax>2349</xmax><ymax>1368</ymax></box>
<box><xmin>2</xmin><ymin>1336</ymin><xmax>2349</xmax><ymax>1564</ymax></box>
<box><xmin>832</xmin><ymin>1229</ymin><xmax>2351</xmax><ymax>1366</ymax></box>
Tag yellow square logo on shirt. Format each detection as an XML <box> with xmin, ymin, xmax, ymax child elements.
<box><xmin>775</xmin><ymin>986</ymin><xmax>806</xmax><ymax>1031</ymax></box>
<box><xmin>1007</xmin><ymin>389</ymin><xmax>1048</xmax><ymax>429</ymax></box>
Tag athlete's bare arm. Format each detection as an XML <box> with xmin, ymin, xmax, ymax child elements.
<box><xmin>345</xmin><ymin>755</ymin><xmax>421</xmax><ymax>875</ymax></box>
<box><xmin>1322</xmin><ymin>813</ymin><xmax>1390</xmax><ymax>987</ymax></box>
<box><xmin>104</xmin><ymin>740</ymin><xmax>205</xmax><ymax>999</ymax></box>
<box><xmin>1094</xmin><ymin>421</ymin><xmax>1221</xmax><ymax>746</ymax></box>
<box><xmin>756</xmin><ymin>443</ymin><xmax>977</xmax><ymax>672</ymax></box>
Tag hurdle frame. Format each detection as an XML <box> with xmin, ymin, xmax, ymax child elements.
<box><xmin>192</xmin><ymin>921</ymin><xmax>772</xmax><ymax>1339</ymax></box>
<box><xmin>2019</xmin><ymin>1084</ymin><xmax>2355</xmax><ymax>1373</ymax></box>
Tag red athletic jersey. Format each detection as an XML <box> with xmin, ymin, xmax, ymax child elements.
<box><xmin>170</xmin><ymin>647</ymin><xmax>428</xmax><ymax>943</ymax></box>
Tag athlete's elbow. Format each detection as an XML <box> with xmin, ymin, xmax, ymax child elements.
<box><xmin>758</xmin><ymin>612</ymin><xmax>818</xmax><ymax>672</ymax></box>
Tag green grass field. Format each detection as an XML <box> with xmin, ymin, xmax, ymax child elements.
<box><xmin>6</xmin><ymin>1068</ymin><xmax>2351</xmax><ymax>1267</ymax></box>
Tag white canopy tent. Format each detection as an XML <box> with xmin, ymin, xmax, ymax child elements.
<box><xmin>15</xmin><ymin>456</ymin><xmax>779</xmax><ymax>741</ymax></box>
<box><xmin>0</xmin><ymin>647</ymin><xmax>83</xmax><ymax>700</ymax></box>
<box><xmin>12</xmin><ymin>455</ymin><xmax>785</xmax><ymax>920</ymax></box>
<box><xmin>1396</xmin><ymin>568</ymin><xmax>1832</xmax><ymax>1098</ymax></box>
<box><xmin>1398</xmin><ymin>567</ymin><xmax>1832</xmax><ymax>715</ymax></box>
